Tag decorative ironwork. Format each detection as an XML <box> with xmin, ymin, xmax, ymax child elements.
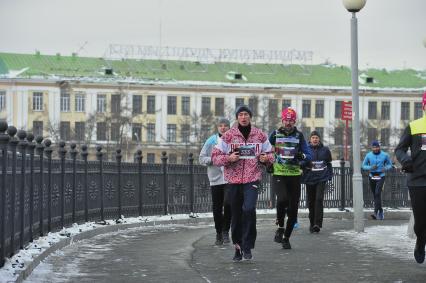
<box><xmin>76</xmin><ymin>182</ymin><xmax>84</xmax><ymax>201</ymax></box>
<box><xmin>24</xmin><ymin>186</ymin><xmax>30</xmax><ymax>213</ymax></box>
<box><xmin>52</xmin><ymin>184</ymin><xmax>60</xmax><ymax>206</ymax></box>
<box><xmin>104</xmin><ymin>180</ymin><xmax>115</xmax><ymax>200</ymax></box>
<box><xmin>171</xmin><ymin>179</ymin><xmax>186</xmax><ymax>198</ymax></box>
<box><xmin>88</xmin><ymin>181</ymin><xmax>98</xmax><ymax>200</ymax></box>
<box><xmin>196</xmin><ymin>179</ymin><xmax>210</xmax><ymax>198</ymax></box>
<box><xmin>146</xmin><ymin>180</ymin><xmax>160</xmax><ymax>198</ymax></box>
<box><xmin>123</xmin><ymin>181</ymin><xmax>135</xmax><ymax>198</ymax></box>
<box><xmin>64</xmin><ymin>183</ymin><xmax>72</xmax><ymax>203</ymax></box>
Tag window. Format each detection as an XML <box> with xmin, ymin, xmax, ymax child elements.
<box><xmin>0</xmin><ymin>91</ymin><xmax>5</xmax><ymax>111</ymax></box>
<box><xmin>248</xmin><ymin>98</ymin><xmax>258</xmax><ymax>117</ymax></box>
<box><xmin>75</xmin><ymin>122</ymin><xmax>85</xmax><ymax>141</ymax></box>
<box><xmin>181</xmin><ymin>124</ymin><xmax>190</xmax><ymax>143</ymax></box>
<box><xmin>132</xmin><ymin>123</ymin><xmax>142</xmax><ymax>142</ymax></box>
<box><xmin>167</xmin><ymin>96</ymin><xmax>177</xmax><ymax>115</ymax></box>
<box><xmin>111</xmin><ymin>123</ymin><xmax>120</xmax><ymax>141</ymax></box>
<box><xmin>60</xmin><ymin>93</ymin><xmax>70</xmax><ymax>112</ymax></box>
<box><xmin>167</xmin><ymin>124</ymin><xmax>177</xmax><ymax>142</ymax></box>
<box><xmin>381</xmin><ymin>101</ymin><xmax>390</xmax><ymax>120</ymax></box>
<box><xmin>380</xmin><ymin>128</ymin><xmax>390</xmax><ymax>146</ymax></box>
<box><xmin>335</xmin><ymin>101</ymin><xmax>343</xmax><ymax>119</ymax></box>
<box><xmin>60</xmin><ymin>121</ymin><xmax>71</xmax><ymax>141</ymax></box>
<box><xmin>111</xmin><ymin>94</ymin><xmax>121</xmax><ymax>114</ymax></box>
<box><xmin>201</xmin><ymin>97</ymin><xmax>211</xmax><ymax>116</ymax></box>
<box><xmin>147</xmin><ymin>95</ymin><xmax>155</xmax><ymax>114</ymax></box>
<box><xmin>235</xmin><ymin>98</ymin><xmax>245</xmax><ymax>108</ymax></box>
<box><xmin>75</xmin><ymin>93</ymin><xmax>85</xmax><ymax>112</ymax></box>
<box><xmin>414</xmin><ymin>102</ymin><xmax>423</xmax><ymax>119</ymax></box>
<box><xmin>215</xmin><ymin>97</ymin><xmax>224</xmax><ymax>116</ymax></box>
<box><xmin>282</xmin><ymin>99</ymin><xmax>291</xmax><ymax>110</ymax></box>
<box><xmin>181</xmin><ymin>96</ymin><xmax>190</xmax><ymax>115</ymax></box>
<box><xmin>97</xmin><ymin>94</ymin><xmax>106</xmax><ymax>113</ymax></box>
<box><xmin>33</xmin><ymin>92</ymin><xmax>43</xmax><ymax>111</ymax></box>
<box><xmin>302</xmin><ymin>100</ymin><xmax>311</xmax><ymax>118</ymax></box>
<box><xmin>368</xmin><ymin>101</ymin><xmax>377</xmax><ymax>119</ymax></box>
<box><xmin>169</xmin><ymin>154</ymin><xmax>177</xmax><ymax>164</ymax></box>
<box><xmin>315</xmin><ymin>100</ymin><xmax>324</xmax><ymax>118</ymax></box>
<box><xmin>33</xmin><ymin>121</ymin><xmax>43</xmax><ymax>137</ymax></box>
<box><xmin>147</xmin><ymin>153</ymin><xmax>155</xmax><ymax>164</ymax></box>
<box><xmin>401</xmin><ymin>102</ymin><xmax>410</xmax><ymax>120</ymax></box>
<box><xmin>147</xmin><ymin>123</ymin><xmax>155</xmax><ymax>142</ymax></box>
<box><xmin>97</xmin><ymin>122</ymin><xmax>107</xmax><ymax>141</ymax></box>
<box><xmin>132</xmin><ymin>95</ymin><xmax>142</xmax><ymax>114</ymax></box>
<box><xmin>367</xmin><ymin>128</ymin><xmax>378</xmax><ymax>145</ymax></box>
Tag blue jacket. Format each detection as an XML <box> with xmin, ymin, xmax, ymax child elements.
<box><xmin>302</xmin><ymin>142</ymin><xmax>333</xmax><ymax>185</ymax></box>
<box><xmin>362</xmin><ymin>151</ymin><xmax>393</xmax><ymax>178</ymax></box>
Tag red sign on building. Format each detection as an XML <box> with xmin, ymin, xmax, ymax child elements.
<box><xmin>341</xmin><ymin>101</ymin><xmax>352</xmax><ymax>121</ymax></box>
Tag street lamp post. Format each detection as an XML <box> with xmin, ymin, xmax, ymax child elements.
<box><xmin>342</xmin><ymin>0</ymin><xmax>366</xmax><ymax>232</ymax></box>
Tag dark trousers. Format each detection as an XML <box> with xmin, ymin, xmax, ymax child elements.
<box><xmin>369</xmin><ymin>177</ymin><xmax>385</xmax><ymax>214</ymax></box>
<box><xmin>409</xmin><ymin>187</ymin><xmax>426</xmax><ymax>242</ymax></box>
<box><xmin>228</xmin><ymin>182</ymin><xmax>259</xmax><ymax>252</ymax></box>
<box><xmin>211</xmin><ymin>184</ymin><xmax>231</xmax><ymax>234</ymax></box>
<box><xmin>306</xmin><ymin>182</ymin><xmax>326</xmax><ymax>228</ymax></box>
<box><xmin>273</xmin><ymin>175</ymin><xmax>301</xmax><ymax>239</ymax></box>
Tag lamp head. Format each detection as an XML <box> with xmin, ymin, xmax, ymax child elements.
<box><xmin>342</xmin><ymin>0</ymin><xmax>366</xmax><ymax>13</ymax></box>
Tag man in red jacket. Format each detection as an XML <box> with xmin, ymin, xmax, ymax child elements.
<box><xmin>212</xmin><ymin>105</ymin><xmax>274</xmax><ymax>261</ymax></box>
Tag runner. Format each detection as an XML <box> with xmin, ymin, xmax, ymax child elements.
<box><xmin>269</xmin><ymin>107</ymin><xmax>312</xmax><ymax>249</ymax></box>
<box><xmin>395</xmin><ymin>91</ymin><xmax>426</xmax><ymax>264</ymax></box>
<box><xmin>212</xmin><ymin>105</ymin><xmax>274</xmax><ymax>261</ymax></box>
<box><xmin>199</xmin><ymin>118</ymin><xmax>231</xmax><ymax>245</ymax></box>
<box><xmin>362</xmin><ymin>140</ymin><xmax>392</xmax><ymax>220</ymax></box>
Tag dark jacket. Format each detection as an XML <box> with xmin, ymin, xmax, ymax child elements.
<box><xmin>395</xmin><ymin>116</ymin><xmax>426</xmax><ymax>187</ymax></box>
<box><xmin>302</xmin><ymin>142</ymin><xmax>333</xmax><ymax>185</ymax></box>
<box><xmin>268</xmin><ymin>126</ymin><xmax>312</xmax><ymax>176</ymax></box>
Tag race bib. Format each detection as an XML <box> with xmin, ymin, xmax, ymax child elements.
<box><xmin>422</xmin><ymin>134</ymin><xmax>426</xmax><ymax>151</ymax></box>
<box><xmin>238</xmin><ymin>145</ymin><xmax>256</xmax><ymax>159</ymax></box>
<box><xmin>311</xmin><ymin>161</ymin><xmax>326</xmax><ymax>171</ymax></box>
<box><xmin>278</xmin><ymin>146</ymin><xmax>296</xmax><ymax>159</ymax></box>
<box><xmin>371</xmin><ymin>174</ymin><xmax>381</xmax><ymax>180</ymax></box>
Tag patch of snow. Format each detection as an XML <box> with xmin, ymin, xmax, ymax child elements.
<box><xmin>332</xmin><ymin>224</ymin><xmax>415</xmax><ymax>261</ymax></box>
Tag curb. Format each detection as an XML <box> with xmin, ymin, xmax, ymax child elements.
<box><xmin>12</xmin><ymin>209</ymin><xmax>411</xmax><ymax>282</ymax></box>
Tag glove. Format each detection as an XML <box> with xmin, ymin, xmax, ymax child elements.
<box><xmin>295</xmin><ymin>152</ymin><xmax>306</xmax><ymax>160</ymax></box>
<box><xmin>402</xmin><ymin>163</ymin><xmax>414</xmax><ymax>173</ymax></box>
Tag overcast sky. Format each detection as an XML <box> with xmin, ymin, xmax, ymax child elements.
<box><xmin>0</xmin><ymin>0</ymin><xmax>425</xmax><ymax>70</ymax></box>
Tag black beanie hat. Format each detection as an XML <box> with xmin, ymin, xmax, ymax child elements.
<box><xmin>235</xmin><ymin>105</ymin><xmax>252</xmax><ymax>118</ymax></box>
<box><xmin>310</xmin><ymin>130</ymin><xmax>321</xmax><ymax>139</ymax></box>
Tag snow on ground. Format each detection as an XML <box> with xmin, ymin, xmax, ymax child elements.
<box><xmin>0</xmin><ymin>213</ymin><xmax>215</xmax><ymax>283</ymax></box>
<box><xmin>0</xmin><ymin>208</ymin><xmax>412</xmax><ymax>282</ymax></box>
<box><xmin>332</xmin><ymin>224</ymin><xmax>415</xmax><ymax>261</ymax></box>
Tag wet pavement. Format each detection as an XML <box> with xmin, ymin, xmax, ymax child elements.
<box><xmin>25</xmin><ymin>218</ymin><xmax>425</xmax><ymax>283</ymax></box>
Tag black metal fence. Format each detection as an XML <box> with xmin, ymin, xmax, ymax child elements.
<box><xmin>0</xmin><ymin>122</ymin><xmax>410</xmax><ymax>267</ymax></box>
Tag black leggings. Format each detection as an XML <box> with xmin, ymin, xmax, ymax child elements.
<box><xmin>272</xmin><ymin>175</ymin><xmax>301</xmax><ymax>239</ymax></box>
<box><xmin>409</xmin><ymin>187</ymin><xmax>426</xmax><ymax>241</ymax></box>
<box><xmin>211</xmin><ymin>184</ymin><xmax>231</xmax><ymax>234</ymax></box>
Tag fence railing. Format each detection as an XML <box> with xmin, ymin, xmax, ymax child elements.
<box><xmin>0</xmin><ymin>122</ymin><xmax>410</xmax><ymax>267</ymax></box>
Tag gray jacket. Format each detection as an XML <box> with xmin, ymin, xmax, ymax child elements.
<box><xmin>199</xmin><ymin>134</ymin><xmax>227</xmax><ymax>186</ymax></box>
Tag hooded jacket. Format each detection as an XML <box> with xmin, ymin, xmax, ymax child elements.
<box><xmin>199</xmin><ymin>133</ymin><xmax>227</xmax><ymax>186</ymax></box>
<box><xmin>302</xmin><ymin>142</ymin><xmax>333</xmax><ymax>185</ymax></box>
<box><xmin>212</xmin><ymin>124</ymin><xmax>274</xmax><ymax>184</ymax></box>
